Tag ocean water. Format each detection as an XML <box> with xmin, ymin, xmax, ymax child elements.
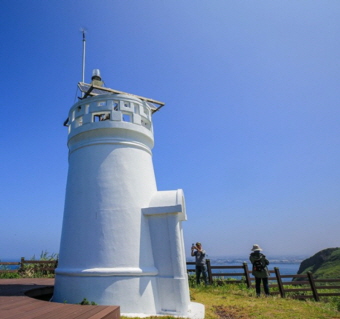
<box><xmin>2</xmin><ymin>258</ymin><xmax>301</xmax><ymax>278</ymax></box>
<box><xmin>267</xmin><ymin>263</ymin><xmax>300</xmax><ymax>275</ymax></box>
<box><xmin>187</xmin><ymin>257</ymin><xmax>301</xmax><ymax>281</ymax></box>
<box><xmin>207</xmin><ymin>262</ymin><xmax>299</xmax><ymax>275</ymax></box>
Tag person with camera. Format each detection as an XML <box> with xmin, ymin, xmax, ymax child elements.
<box><xmin>191</xmin><ymin>242</ymin><xmax>208</xmax><ymax>285</ymax></box>
<box><xmin>249</xmin><ymin>244</ymin><xmax>270</xmax><ymax>296</ymax></box>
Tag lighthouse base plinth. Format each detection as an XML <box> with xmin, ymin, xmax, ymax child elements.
<box><xmin>53</xmin><ymin>272</ymin><xmax>202</xmax><ymax>317</ymax></box>
<box><xmin>121</xmin><ymin>302</ymin><xmax>205</xmax><ymax>319</ymax></box>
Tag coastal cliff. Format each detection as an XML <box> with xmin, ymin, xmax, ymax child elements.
<box><xmin>297</xmin><ymin>247</ymin><xmax>340</xmax><ymax>279</ymax></box>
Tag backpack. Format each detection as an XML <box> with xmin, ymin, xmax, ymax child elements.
<box><xmin>253</xmin><ymin>259</ymin><xmax>265</xmax><ymax>272</ymax></box>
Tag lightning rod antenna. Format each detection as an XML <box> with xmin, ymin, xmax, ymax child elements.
<box><xmin>81</xmin><ymin>28</ymin><xmax>86</xmax><ymax>83</ymax></box>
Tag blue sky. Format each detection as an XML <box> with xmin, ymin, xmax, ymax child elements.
<box><xmin>1</xmin><ymin>1</ymin><xmax>339</xmax><ymax>260</ymax></box>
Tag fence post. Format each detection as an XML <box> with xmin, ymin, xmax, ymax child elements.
<box><xmin>242</xmin><ymin>262</ymin><xmax>252</xmax><ymax>288</ymax></box>
<box><xmin>20</xmin><ymin>257</ymin><xmax>25</xmax><ymax>272</ymax></box>
<box><xmin>307</xmin><ymin>271</ymin><xmax>320</xmax><ymax>302</ymax></box>
<box><xmin>274</xmin><ymin>267</ymin><xmax>285</xmax><ymax>298</ymax></box>
<box><xmin>206</xmin><ymin>259</ymin><xmax>213</xmax><ymax>284</ymax></box>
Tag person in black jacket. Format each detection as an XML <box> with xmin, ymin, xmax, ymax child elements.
<box><xmin>249</xmin><ymin>244</ymin><xmax>270</xmax><ymax>296</ymax></box>
<box><xmin>191</xmin><ymin>242</ymin><xmax>208</xmax><ymax>285</ymax></box>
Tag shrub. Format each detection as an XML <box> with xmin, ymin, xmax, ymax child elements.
<box><xmin>20</xmin><ymin>250</ymin><xmax>58</xmax><ymax>278</ymax></box>
<box><xmin>79</xmin><ymin>298</ymin><xmax>97</xmax><ymax>305</ymax></box>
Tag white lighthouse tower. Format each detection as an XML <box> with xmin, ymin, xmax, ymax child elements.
<box><xmin>53</xmin><ymin>70</ymin><xmax>204</xmax><ymax>318</ymax></box>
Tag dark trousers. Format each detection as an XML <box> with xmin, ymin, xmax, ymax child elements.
<box><xmin>255</xmin><ymin>277</ymin><xmax>270</xmax><ymax>296</ymax></box>
<box><xmin>195</xmin><ymin>265</ymin><xmax>208</xmax><ymax>285</ymax></box>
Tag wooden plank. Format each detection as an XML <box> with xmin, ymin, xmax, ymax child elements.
<box><xmin>211</xmin><ymin>265</ymin><xmax>244</xmax><ymax>269</ymax></box>
<box><xmin>279</xmin><ymin>274</ymin><xmax>307</xmax><ymax>278</ymax></box>
<box><xmin>88</xmin><ymin>306</ymin><xmax>120</xmax><ymax>319</ymax></box>
<box><xmin>0</xmin><ymin>279</ymin><xmax>119</xmax><ymax>319</ymax></box>
<box><xmin>241</xmin><ymin>263</ymin><xmax>251</xmax><ymax>288</ymax></box>
<box><xmin>34</xmin><ymin>305</ymin><xmax>102</xmax><ymax>319</ymax></box>
<box><xmin>2</xmin><ymin>303</ymin><xmax>52</xmax><ymax>319</ymax></box>
<box><xmin>31</xmin><ymin>304</ymin><xmax>75</xmax><ymax>319</ymax></box>
<box><xmin>2</xmin><ymin>301</ymin><xmax>116</xmax><ymax>319</ymax></box>
<box><xmin>281</xmin><ymin>281</ymin><xmax>310</xmax><ymax>286</ymax></box>
<box><xmin>318</xmin><ymin>292</ymin><xmax>340</xmax><ymax>297</ymax></box>
<box><xmin>214</xmin><ymin>280</ymin><xmax>243</xmax><ymax>284</ymax></box>
<box><xmin>315</xmin><ymin>279</ymin><xmax>340</xmax><ymax>283</ymax></box>
<box><xmin>212</xmin><ymin>272</ymin><xmax>245</xmax><ymax>276</ymax></box>
<box><xmin>0</xmin><ymin>297</ymin><xmax>33</xmax><ymax>311</ymax></box>
<box><xmin>205</xmin><ymin>259</ymin><xmax>213</xmax><ymax>284</ymax></box>
<box><xmin>274</xmin><ymin>267</ymin><xmax>285</xmax><ymax>298</ymax></box>
<box><xmin>62</xmin><ymin>305</ymin><xmax>117</xmax><ymax>319</ymax></box>
<box><xmin>249</xmin><ymin>276</ymin><xmax>276</xmax><ymax>281</ymax></box>
<box><xmin>307</xmin><ymin>271</ymin><xmax>320</xmax><ymax>302</ymax></box>
<box><xmin>23</xmin><ymin>260</ymin><xmax>57</xmax><ymax>264</ymax></box>
<box><xmin>33</xmin><ymin>304</ymin><xmax>116</xmax><ymax>319</ymax></box>
<box><xmin>283</xmin><ymin>288</ymin><xmax>312</xmax><ymax>292</ymax></box>
<box><xmin>316</xmin><ymin>285</ymin><xmax>340</xmax><ymax>290</ymax></box>
<box><xmin>0</xmin><ymin>297</ymin><xmax>28</xmax><ymax>308</ymax></box>
<box><xmin>268</xmin><ymin>284</ymin><xmax>279</xmax><ymax>288</ymax></box>
<box><xmin>0</xmin><ymin>299</ymin><xmax>45</xmax><ymax>319</ymax></box>
<box><xmin>70</xmin><ymin>306</ymin><xmax>112</xmax><ymax>319</ymax></box>
<box><xmin>15</xmin><ymin>302</ymin><xmax>66</xmax><ymax>319</ymax></box>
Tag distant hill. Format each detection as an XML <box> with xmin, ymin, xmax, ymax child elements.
<box><xmin>297</xmin><ymin>247</ymin><xmax>340</xmax><ymax>279</ymax></box>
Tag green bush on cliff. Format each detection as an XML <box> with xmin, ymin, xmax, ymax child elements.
<box><xmin>297</xmin><ymin>247</ymin><xmax>340</xmax><ymax>279</ymax></box>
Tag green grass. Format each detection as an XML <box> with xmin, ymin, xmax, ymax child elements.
<box><xmin>122</xmin><ymin>283</ymin><xmax>340</xmax><ymax>319</ymax></box>
<box><xmin>314</xmin><ymin>257</ymin><xmax>340</xmax><ymax>279</ymax></box>
<box><xmin>299</xmin><ymin>248</ymin><xmax>340</xmax><ymax>279</ymax></box>
<box><xmin>191</xmin><ymin>283</ymin><xmax>340</xmax><ymax>319</ymax></box>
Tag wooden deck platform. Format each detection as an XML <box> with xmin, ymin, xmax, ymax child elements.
<box><xmin>0</xmin><ymin>278</ymin><xmax>120</xmax><ymax>319</ymax></box>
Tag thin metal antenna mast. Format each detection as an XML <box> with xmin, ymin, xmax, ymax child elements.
<box><xmin>81</xmin><ymin>29</ymin><xmax>86</xmax><ymax>83</ymax></box>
